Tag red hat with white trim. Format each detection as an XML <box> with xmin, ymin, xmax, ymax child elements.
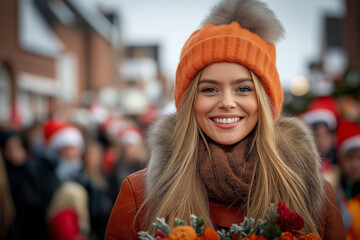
<box><xmin>337</xmin><ymin>120</ymin><xmax>360</xmax><ymax>154</ymax></box>
<box><xmin>301</xmin><ymin>96</ymin><xmax>339</xmax><ymax>131</ymax></box>
<box><xmin>44</xmin><ymin>120</ymin><xmax>84</xmax><ymax>153</ymax></box>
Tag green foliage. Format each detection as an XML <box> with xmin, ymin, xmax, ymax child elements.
<box><xmin>217</xmin><ymin>229</ymin><xmax>232</xmax><ymax>240</ymax></box>
<box><xmin>239</xmin><ymin>217</ymin><xmax>255</xmax><ymax>237</ymax></box>
<box><xmin>261</xmin><ymin>203</ymin><xmax>282</xmax><ymax>240</ymax></box>
<box><xmin>138</xmin><ymin>231</ymin><xmax>157</xmax><ymax>240</ymax></box>
<box><xmin>191</xmin><ymin>214</ymin><xmax>205</xmax><ymax>236</ymax></box>
<box><xmin>174</xmin><ymin>218</ymin><xmax>185</xmax><ymax>226</ymax></box>
<box><xmin>266</xmin><ymin>203</ymin><xmax>279</xmax><ymax>225</ymax></box>
<box><xmin>152</xmin><ymin>218</ymin><xmax>171</xmax><ymax>236</ymax></box>
<box><xmin>253</xmin><ymin>219</ymin><xmax>266</xmax><ymax>236</ymax></box>
<box><xmin>230</xmin><ymin>217</ymin><xmax>265</xmax><ymax>238</ymax></box>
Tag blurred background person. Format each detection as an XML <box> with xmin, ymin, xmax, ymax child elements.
<box><xmin>300</xmin><ymin>96</ymin><xmax>339</xmax><ymax>169</ymax></box>
<box><xmin>43</xmin><ymin>120</ymin><xmax>84</xmax><ymax>183</ymax></box>
<box><xmin>46</xmin><ymin>182</ymin><xmax>89</xmax><ymax>240</ymax></box>
<box><xmin>42</xmin><ymin>120</ymin><xmax>90</xmax><ymax>239</ymax></box>
<box><xmin>115</xmin><ymin>126</ymin><xmax>147</xmax><ymax>185</ymax></box>
<box><xmin>336</xmin><ymin>120</ymin><xmax>360</xmax><ymax>240</ymax></box>
<box><xmin>337</xmin><ymin>120</ymin><xmax>360</xmax><ymax>200</ymax></box>
<box><xmin>0</xmin><ymin>130</ymin><xmax>50</xmax><ymax>240</ymax></box>
<box><xmin>79</xmin><ymin>141</ymin><xmax>113</xmax><ymax>240</ymax></box>
<box><xmin>0</xmin><ymin>154</ymin><xmax>16</xmax><ymax>240</ymax></box>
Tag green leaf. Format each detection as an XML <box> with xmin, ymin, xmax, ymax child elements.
<box><xmin>152</xmin><ymin>218</ymin><xmax>171</xmax><ymax>236</ymax></box>
<box><xmin>138</xmin><ymin>231</ymin><xmax>157</xmax><ymax>240</ymax></box>
<box><xmin>253</xmin><ymin>219</ymin><xmax>266</xmax><ymax>236</ymax></box>
<box><xmin>261</xmin><ymin>203</ymin><xmax>282</xmax><ymax>240</ymax></box>
<box><xmin>191</xmin><ymin>214</ymin><xmax>205</xmax><ymax>236</ymax></box>
<box><xmin>229</xmin><ymin>223</ymin><xmax>243</xmax><ymax>234</ymax></box>
<box><xmin>265</xmin><ymin>203</ymin><xmax>279</xmax><ymax>225</ymax></box>
<box><xmin>174</xmin><ymin>218</ymin><xmax>185</xmax><ymax>226</ymax></box>
<box><xmin>217</xmin><ymin>229</ymin><xmax>232</xmax><ymax>240</ymax></box>
<box><xmin>261</xmin><ymin>224</ymin><xmax>282</xmax><ymax>240</ymax></box>
<box><xmin>240</xmin><ymin>217</ymin><xmax>256</xmax><ymax>237</ymax></box>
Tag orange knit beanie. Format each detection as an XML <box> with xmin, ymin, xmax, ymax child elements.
<box><xmin>174</xmin><ymin>0</ymin><xmax>284</xmax><ymax>119</ymax></box>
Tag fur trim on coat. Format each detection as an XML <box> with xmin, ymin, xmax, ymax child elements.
<box><xmin>145</xmin><ymin>114</ymin><xmax>325</xmax><ymax>215</ymax></box>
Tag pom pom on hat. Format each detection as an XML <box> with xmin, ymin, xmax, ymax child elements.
<box><xmin>201</xmin><ymin>0</ymin><xmax>285</xmax><ymax>44</ymax></box>
<box><xmin>337</xmin><ymin>120</ymin><xmax>360</xmax><ymax>154</ymax></box>
<box><xmin>175</xmin><ymin>0</ymin><xmax>284</xmax><ymax>119</ymax></box>
<box><xmin>301</xmin><ymin>96</ymin><xmax>339</xmax><ymax>131</ymax></box>
<box><xmin>44</xmin><ymin>120</ymin><xmax>84</xmax><ymax>153</ymax></box>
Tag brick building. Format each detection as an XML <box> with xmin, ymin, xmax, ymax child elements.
<box><xmin>0</xmin><ymin>0</ymin><xmax>121</xmax><ymax>126</ymax></box>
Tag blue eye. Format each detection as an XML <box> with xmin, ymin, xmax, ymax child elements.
<box><xmin>237</xmin><ymin>87</ymin><xmax>252</xmax><ymax>92</ymax></box>
<box><xmin>201</xmin><ymin>87</ymin><xmax>217</xmax><ymax>93</ymax></box>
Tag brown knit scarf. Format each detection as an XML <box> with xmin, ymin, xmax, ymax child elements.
<box><xmin>197</xmin><ymin>134</ymin><xmax>257</xmax><ymax>207</ymax></box>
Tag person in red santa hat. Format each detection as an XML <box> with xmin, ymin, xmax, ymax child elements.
<box><xmin>336</xmin><ymin>120</ymin><xmax>360</xmax><ymax>240</ymax></box>
<box><xmin>44</xmin><ymin>120</ymin><xmax>84</xmax><ymax>183</ymax></box>
<box><xmin>337</xmin><ymin>120</ymin><xmax>360</xmax><ymax>200</ymax></box>
<box><xmin>300</xmin><ymin>96</ymin><xmax>339</xmax><ymax>169</ymax></box>
<box><xmin>43</xmin><ymin>120</ymin><xmax>90</xmax><ymax>240</ymax></box>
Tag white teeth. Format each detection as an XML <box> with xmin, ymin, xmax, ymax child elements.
<box><xmin>213</xmin><ymin>117</ymin><xmax>241</xmax><ymax>124</ymax></box>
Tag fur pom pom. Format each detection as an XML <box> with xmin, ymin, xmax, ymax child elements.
<box><xmin>201</xmin><ymin>0</ymin><xmax>285</xmax><ymax>44</ymax></box>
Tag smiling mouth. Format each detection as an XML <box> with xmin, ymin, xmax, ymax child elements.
<box><xmin>211</xmin><ymin>117</ymin><xmax>243</xmax><ymax>124</ymax></box>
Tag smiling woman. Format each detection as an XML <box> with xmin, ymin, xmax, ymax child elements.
<box><xmin>195</xmin><ymin>63</ymin><xmax>259</xmax><ymax>145</ymax></box>
<box><xmin>104</xmin><ymin>0</ymin><xmax>346</xmax><ymax>239</ymax></box>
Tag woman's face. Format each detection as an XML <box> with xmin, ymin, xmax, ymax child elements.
<box><xmin>195</xmin><ymin>62</ymin><xmax>259</xmax><ymax>145</ymax></box>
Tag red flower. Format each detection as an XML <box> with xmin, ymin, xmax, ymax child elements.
<box><xmin>155</xmin><ymin>232</ymin><xmax>168</xmax><ymax>239</ymax></box>
<box><xmin>277</xmin><ymin>202</ymin><xmax>305</xmax><ymax>231</ymax></box>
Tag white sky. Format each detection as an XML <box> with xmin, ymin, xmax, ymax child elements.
<box><xmin>91</xmin><ymin>0</ymin><xmax>344</xmax><ymax>89</ymax></box>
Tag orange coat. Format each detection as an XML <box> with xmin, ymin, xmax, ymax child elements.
<box><xmin>105</xmin><ymin>169</ymin><xmax>346</xmax><ymax>240</ymax></box>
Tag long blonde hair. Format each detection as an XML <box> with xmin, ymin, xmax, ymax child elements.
<box><xmin>142</xmin><ymin>70</ymin><xmax>320</xmax><ymax>234</ymax></box>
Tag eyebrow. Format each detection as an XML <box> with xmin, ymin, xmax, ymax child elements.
<box><xmin>198</xmin><ymin>78</ymin><xmax>253</xmax><ymax>85</ymax></box>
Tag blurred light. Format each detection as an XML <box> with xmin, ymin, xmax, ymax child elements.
<box><xmin>290</xmin><ymin>75</ymin><xmax>310</xmax><ymax>96</ymax></box>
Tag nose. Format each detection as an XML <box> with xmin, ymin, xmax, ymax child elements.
<box><xmin>218</xmin><ymin>91</ymin><xmax>236</xmax><ymax>110</ymax></box>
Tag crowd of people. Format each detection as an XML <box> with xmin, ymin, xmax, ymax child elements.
<box><xmin>0</xmin><ymin>110</ymin><xmax>150</xmax><ymax>240</ymax></box>
<box><xmin>300</xmin><ymin>95</ymin><xmax>360</xmax><ymax>240</ymax></box>
<box><xmin>0</xmin><ymin>98</ymin><xmax>359</xmax><ymax>240</ymax></box>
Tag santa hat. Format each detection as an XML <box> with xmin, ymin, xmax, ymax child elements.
<box><xmin>301</xmin><ymin>96</ymin><xmax>339</xmax><ymax>131</ymax></box>
<box><xmin>118</xmin><ymin>126</ymin><xmax>143</xmax><ymax>145</ymax></box>
<box><xmin>44</xmin><ymin>120</ymin><xmax>84</xmax><ymax>153</ymax></box>
<box><xmin>337</xmin><ymin>120</ymin><xmax>360</xmax><ymax>154</ymax></box>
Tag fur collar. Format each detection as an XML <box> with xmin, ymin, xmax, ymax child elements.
<box><xmin>145</xmin><ymin>114</ymin><xmax>325</xmax><ymax>215</ymax></box>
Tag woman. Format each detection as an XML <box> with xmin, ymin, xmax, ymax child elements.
<box><xmin>105</xmin><ymin>0</ymin><xmax>345</xmax><ymax>239</ymax></box>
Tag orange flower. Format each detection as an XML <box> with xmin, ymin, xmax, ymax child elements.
<box><xmin>203</xmin><ymin>227</ymin><xmax>220</xmax><ymax>240</ymax></box>
<box><xmin>298</xmin><ymin>233</ymin><xmax>322</xmax><ymax>240</ymax></box>
<box><xmin>251</xmin><ymin>233</ymin><xmax>267</xmax><ymax>240</ymax></box>
<box><xmin>242</xmin><ymin>234</ymin><xmax>268</xmax><ymax>240</ymax></box>
<box><xmin>278</xmin><ymin>232</ymin><xmax>297</xmax><ymax>240</ymax></box>
<box><xmin>168</xmin><ymin>226</ymin><xmax>197</xmax><ymax>240</ymax></box>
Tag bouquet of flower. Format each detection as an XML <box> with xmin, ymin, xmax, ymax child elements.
<box><xmin>138</xmin><ymin>202</ymin><xmax>321</xmax><ymax>240</ymax></box>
